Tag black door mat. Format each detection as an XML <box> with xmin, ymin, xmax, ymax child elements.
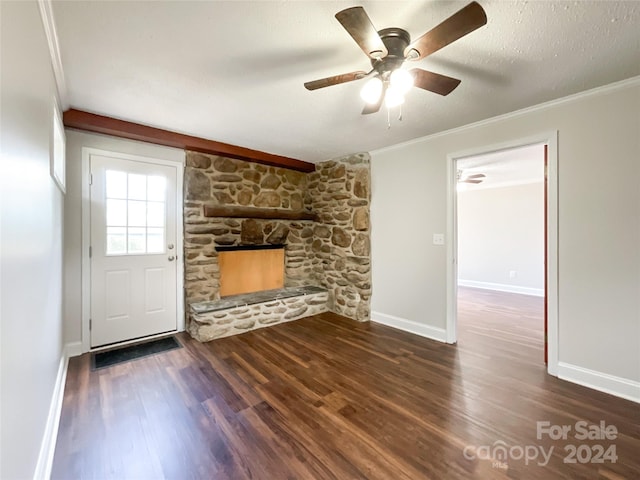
<box><xmin>92</xmin><ymin>336</ymin><xmax>181</xmax><ymax>370</ymax></box>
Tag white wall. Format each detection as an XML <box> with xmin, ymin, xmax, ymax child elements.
<box><xmin>63</xmin><ymin>130</ymin><xmax>184</xmax><ymax>349</ymax></box>
<box><xmin>0</xmin><ymin>2</ymin><xmax>65</xmax><ymax>478</ymax></box>
<box><xmin>371</xmin><ymin>79</ymin><xmax>640</xmax><ymax>391</ymax></box>
<box><xmin>458</xmin><ymin>182</ymin><xmax>544</xmax><ymax>295</ymax></box>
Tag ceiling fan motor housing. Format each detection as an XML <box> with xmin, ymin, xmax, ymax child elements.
<box><xmin>372</xmin><ymin>28</ymin><xmax>411</xmax><ymax>76</ymax></box>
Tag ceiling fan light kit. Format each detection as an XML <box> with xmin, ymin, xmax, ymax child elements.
<box><xmin>304</xmin><ymin>2</ymin><xmax>487</xmax><ymax>117</ymax></box>
<box><xmin>360</xmin><ymin>77</ymin><xmax>383</xmax><ymax>104</ymax></box>
<box><xmin>385</xmin><ymin>84</ymin><xmax>406</xmax><ymax>108</ymax></box>
<box><xmin>390</xmin><ymin>69</ymin><xmax>414</xmax><ymax>95</ymax></box>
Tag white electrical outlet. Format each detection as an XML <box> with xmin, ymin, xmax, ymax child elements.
<box><xmin>433</xmin><ymin>233</ymin><xmax>445</xmax><ymax>245</ymax></box>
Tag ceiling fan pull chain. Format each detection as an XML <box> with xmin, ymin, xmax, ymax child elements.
<box><xmin>399</xmin><ymin>105</ymin><xmax>403</xmax><ymax>122</ymax></box>
<box><xmin>387</xmin><ymin>108</ymin><xmax>391</xmax><ymax>129</ymax></box>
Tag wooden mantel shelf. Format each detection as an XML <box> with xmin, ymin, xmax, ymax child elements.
<box><xmin>63</xmin><ymin>109</ymin><xmax>315</xmax><ymax>173</ymax></box>
<box><xmin>203</xmin><ymin>205</ymin><xmax>317</xmax><ymax>221</ymax></box>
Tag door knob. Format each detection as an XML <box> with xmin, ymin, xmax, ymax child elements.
<box><xmin>168</xmin><ymin>255</ymin><xmax>175</xmax><ymax>261</ymax></box>
<box><xmin>168</xmin><ymin>244</ymin><xmax>174</xmax><ymax>250</ymax></box>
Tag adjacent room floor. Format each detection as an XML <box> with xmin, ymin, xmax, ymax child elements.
<box><xmin>52</xmin><ymin>289</ymin><xmax>639</xmax><ymax>479</ymax></box>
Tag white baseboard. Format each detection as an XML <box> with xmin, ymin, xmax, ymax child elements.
<box><xmin>458</xmin><ymin>279</ymin><xmax>544</xmax><ymax>297</ymax></box>
<box><xmin>557</xmin><ymin>362</ymin><xmax>640</xmax><ymax>404</ymax></box>
<box><xmin>65</xmin><ymin>341</ymin><xmax>83</xmax><ymax>358</ymax></box>
<box><xmin>371</xmin><ymin>311</ymin><xmax>448</xmax><ymax>343</ymax></box>
<box><xmin>33</xmin><ymin>342</ymin><xmax>77</xmax><ymax>479</ymax></box>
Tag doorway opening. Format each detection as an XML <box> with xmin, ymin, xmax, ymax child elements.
<box><xmin>457</xmin><ymin>144</ymin><xmax>546</xmax><ymax>365</ymax></box>
<box><xmin>446</xmin><ymin>132</ymin><xmax>558</xmax><ymax>375</ymax></box>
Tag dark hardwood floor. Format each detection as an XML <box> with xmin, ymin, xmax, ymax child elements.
<box><xmin>52</xmin><ymin>288</ymin><xmax>640</xmax><ymax>479</ymax></box>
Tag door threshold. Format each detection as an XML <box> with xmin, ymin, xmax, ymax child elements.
<box><xmin>90</xmin><ymin>330</ymin><xmax>179</xmax><ymax>353</ymax></box>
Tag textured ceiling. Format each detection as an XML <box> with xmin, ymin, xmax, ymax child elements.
<box><xmin>52</xmin><ymin>1</ymin><xmax>640</xmax><ymax>163</ymax></box>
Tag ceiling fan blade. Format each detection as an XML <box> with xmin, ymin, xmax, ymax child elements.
<box><xmin>404</xmin><ymin>1</ymin><xmax>487</xmax><ymax>60</ymax></box>
<box><xmin>304</xmin><ymin>71</ymin><xmax>368</xmax><ymax>91</ymax></box>
<box><xmin>411</xmin><ymin>69</ymin><xmax>461</xmax><ymax>96</ymax></box>
<box><xmin>466</xmin><ymin>173</ymin><xmax>486</xmax><ymax>179</ymax></box>
<box><xmin>463</xmin><ymin>179</ymin><xmax>483</xmax><ymax>184</ymax></box>
<box><xmin>362</xmin><ymin>83</ymin><xmax>387</xmax><ymax>115</ymax></box>
<box><xmin>335</xmin><ymin>7</ymin><xmax>388</xmax><ymax>60</ymax></box>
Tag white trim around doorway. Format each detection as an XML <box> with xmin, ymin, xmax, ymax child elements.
<box><xmin>445</xmin><ymin>131</ymin><xmax>559</xmax><ymax>376</ymax></box>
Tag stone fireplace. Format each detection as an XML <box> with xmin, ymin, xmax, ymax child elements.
<box><xmin>183</xmin><ymin>151</ymin><xmax>371</xmax><ymax>341</ymax></box>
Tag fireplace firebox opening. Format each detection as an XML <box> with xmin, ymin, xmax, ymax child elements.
<box><xmin>217</xmin><ymin>244</ymin><xmax>285</xmax><ymax>297</ymax></box>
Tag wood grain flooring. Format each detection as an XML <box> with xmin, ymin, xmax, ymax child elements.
<box><xmin>51</xmin><ymin>287</ymin><xmax>640</xmax><ymax>479</ymax></box>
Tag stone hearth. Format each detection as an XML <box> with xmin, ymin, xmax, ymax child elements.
<box><xmin>188</xmin><ymin>286</ymin><xmax>328</xmax><ymax>341</ymax></box>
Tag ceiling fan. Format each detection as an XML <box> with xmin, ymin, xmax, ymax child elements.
<box><xmin>457</xmin><ymin>170</ymin><xmax>486</xmax><ymax>184</ymax></box>
<box><xmin>304</xmin><ymin>2</ymin><xmax>487</xmax><ymax>114</ymax></box>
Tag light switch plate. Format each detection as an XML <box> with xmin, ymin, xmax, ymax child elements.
<box><xmin>433</xmin><ymin>233</ymin><xmax>445</xmax><ymax>245</ymax></box>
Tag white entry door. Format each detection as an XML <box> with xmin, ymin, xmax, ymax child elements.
<box><xmin>90</xmin><ymin>154</ymin><xmax>178</xmax><ymax>347</ymax></box>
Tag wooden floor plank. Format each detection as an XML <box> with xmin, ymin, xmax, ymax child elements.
<box><xmin>52</xmin><ymin>287</ymin><xmax>640</xmax><ymax>479</ymax></box>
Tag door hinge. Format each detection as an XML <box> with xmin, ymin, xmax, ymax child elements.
<box><xmin>89</xmin><ymin>246</ymin><xmax>92</xmax><ymax>258</ymax></box>
<box><xmin>89</xmin><ymin>173</ymin><xmax>93</xmax><ymax>185</ymax></box>
<box><xmin>89</xmin><ymin>319</ymin><xmax>92</xmax><ymax>330</ymax></box>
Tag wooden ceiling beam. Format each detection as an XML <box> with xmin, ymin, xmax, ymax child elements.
<box><xmin>63</xmin><ymin>109</ymin><xmax>315</xmax><ymax>173</ymax></box>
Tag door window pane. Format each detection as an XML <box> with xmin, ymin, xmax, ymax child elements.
<box><xmin>147</xmin><ymin>202</ymin><xmax>164</xmax><ymax>227</ymax></box>
<box><xmin>127</xmin><ymin>200</ymin><xmax>146</xmax><ymax>227</ymax></box>
<box><xmin>106</xmin><ymin>199</ymin><xmax>127</xmax><ymax>227</ymax></box>
<box><xmin>106</xmin><ymin>170</ymin><xmax>127</xmax><ymax>199</ymax></box>
<box><xmin>127</xmin><ymin>227</ymin><xmax>146</xmax><ymax>254</ymax></box>
<box><xmin>104</xmin><ymin>170</ymin><xmax>167</xmax><ymax>256</ymax></box>
<box><xmin>106</xmin><ymin>227</ymin><xmax>127</xmax><ymax>255</ymax></box>
<box><xmin>128</xmin><ymin>174</ymin><xmax>147</xmax><ymax>200</ymax></box>
<box><xmin>147</xmin><ymin>176</ymin><xmax>166</xmax><ymax>202</ymax></box>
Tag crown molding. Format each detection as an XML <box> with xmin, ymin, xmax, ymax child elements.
<box><xmin>371</xmin><ymin>75</ymin><xmax>640</xmax><ymax>156</ymax></box>
<box><xmin>38</xmin><ymin>0</ymin><xmax>68</xmax><ymax>108</ymax></box>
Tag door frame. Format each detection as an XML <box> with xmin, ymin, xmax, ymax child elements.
<box><xmin>81</xmin><ymin>147</ymin><xmax>184</xmax><ymax>352</ymax></box>
<box><xmin>445</xmin><ymin>131</ymin><xmax>559</xmax><ymax>376</ymax></box>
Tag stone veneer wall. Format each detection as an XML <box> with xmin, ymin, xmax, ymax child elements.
<box><xmin>308</xmin><ymin>153</ymin><xmax>371</xmax><ymax>321</ymax></box>
<box><xmin>183</xmin><ymin>152</ymin><xmax>317</xmax><ymax>305</ymax></box>
<box><xmin>183</xmin><ymin>150</ymin><xmax>372</xmax><ymax>329</ymax></box>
